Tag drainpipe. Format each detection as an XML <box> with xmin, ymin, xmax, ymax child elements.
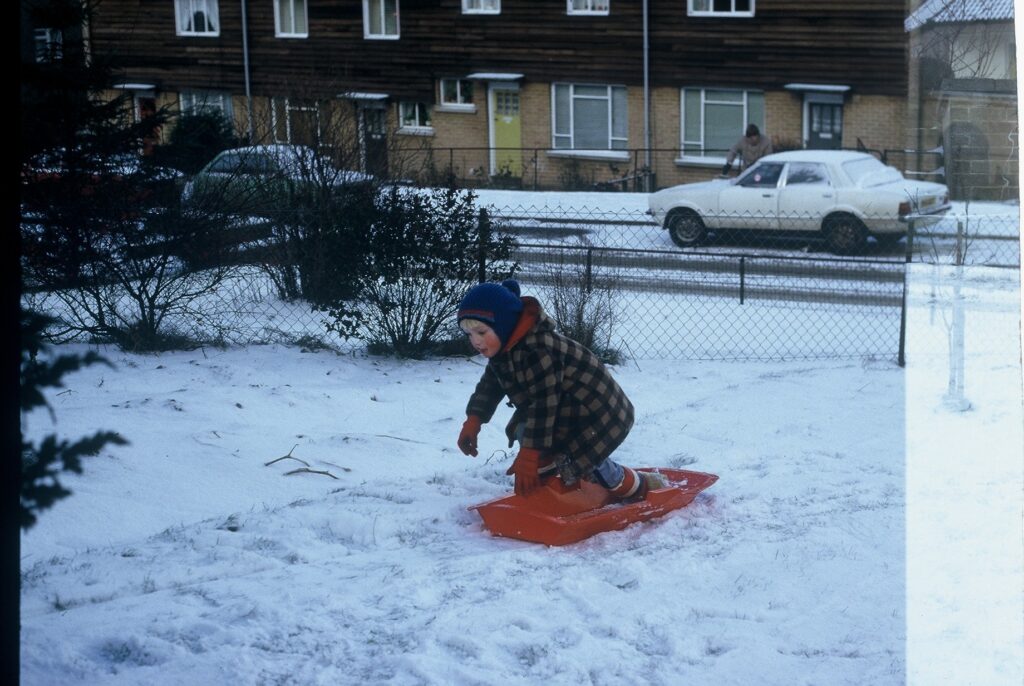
<box><xmin>642</xmin><ymin>0</ymin><xmax>651</xmax><ymax>187</ymax></box>
<box><xmin>240</xmin><ymin>0</ymin><xmax>255</xmax><ymax>143</ymax></box>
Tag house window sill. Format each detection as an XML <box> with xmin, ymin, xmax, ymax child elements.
<box><xmin>675</xmin><ymin>156</ymin><xmax>727</xmax><ymax>168</ymax></box>
<box><xmin>436</xmin><ymin>104</ymin><xmax>477</xmax><ymax>114</ymax></box>
<box><xmin>547</xmin><ymin>149</ymin><xmax>631</xmax><ymax>162</ymax></box>
<box><xmin>398</xmin><ymin>126</ymin><xmax>435</xmax><ymax>137</ymax></box>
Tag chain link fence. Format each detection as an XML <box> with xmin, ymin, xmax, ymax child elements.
<box><xmin>23</xmin><ymin>200</ymin><xmax>1019</xmax><ymax>362</ymax></box>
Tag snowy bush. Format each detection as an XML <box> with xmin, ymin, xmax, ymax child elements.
<box><xmin>319</xmin><ymin>186</ymin><xmax>516</xmax><ymax>357</ymax></box>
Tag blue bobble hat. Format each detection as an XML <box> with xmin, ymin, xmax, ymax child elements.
<box><xmin>457</xmin><ymin>280</ymin><xmax>523</xmax><ymax>347</ymax></box>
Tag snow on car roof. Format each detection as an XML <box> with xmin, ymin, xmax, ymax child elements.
<box><xmin>758</xmin><ymin>150</ymin><xmax>878</xmax><ymax>164</ymax></box>
<box><xmin>217</xmin><ymin>145</ymin><xmax>318</xmax><ymax>161</ymax></box>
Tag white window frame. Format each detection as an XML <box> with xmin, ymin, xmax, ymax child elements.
<box><xmin>567</xmin><ymin>0</ymin><xmax>609</xmax><ymax>15</ymax></box>
<box><xmin>175</xmin><ymin>0</ymin><xmax>220</xmax><ymax>36</ymax></box>
<box><xmin>34</xmin><ymin>28</ymin><xmax>63</xmax><ymax>63</ymax></box>
<box><xmin>438</xmin><ymin>79</ymin><xmax>476</xmax><ymax>113</ymax></box>
<box><xmin>462</xmin><ymin>0</ymin><xmax>500</xmax><ymax>14</ymax></box>
<box><xmin>271</xmin><ymin>97</ymin><xmax>322</xmax><ymax>144</ymax></box>
<box><xmin>687</xmin><ymin>0</ymin><xmax>754</xmax><ymax>18</ymax></box>
<box><xmin>679</xmin><ymin>87</ymin><xmax>764</xmax><ymax>165</ymax></box>
<box><xmin>398</xmin><ymin>102</ymin><xmax>433</xmax><ymax>134</ymax></box>
<box><xmin>550</xmin><ymin>83</ymin><xmax>628</xmax><ymax>155</ymax></box>
<box><xmin>274</xmin><ymin>0</ymin><xmax>308</xmax><ymax>38</ymax></box>
<box><xmin>363</xmin><ymin>0</ymin><xmax>400</xmax><ymax>40</ymax></box>
<box><xmin>180</xmin><ymin>90</ymin><xmax>233</xmax><ymax>119</ymax></box>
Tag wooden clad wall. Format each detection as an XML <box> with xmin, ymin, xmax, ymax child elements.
<box><xmin>92</xmin><ymin>1</ymin><xmax>907</xmax><ymax>99</ymax></box>
<box><xmin>650</xmin><ymin>2</ymin><xmax>908</xmax><ymax>95</ymax></box>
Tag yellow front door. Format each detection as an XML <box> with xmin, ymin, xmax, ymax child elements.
<box><xmin>491</xmin><ymin>88</ymin><xmax>522</xmax><ymax>177</ymax></box>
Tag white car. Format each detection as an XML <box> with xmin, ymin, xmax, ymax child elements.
<box><xmin>648</xmin><ymin>150</ymin><xmax>950</xmax><ymax>254</ymax></box>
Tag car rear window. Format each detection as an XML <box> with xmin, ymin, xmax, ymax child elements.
<box><xmin>842</xmin><ymin>157</ymin><xmax>901</xmax><ymax>187</ymax></box>
<box><xmin>785</xmin><ymin>162</ymin><xmax>830</xmax><ymax>186</ymax></box>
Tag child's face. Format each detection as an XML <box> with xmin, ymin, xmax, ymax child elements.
<box><xmin>460</xmin><ymin>319</ymin><xmax>502</xmax><ymax>358</ymax></box>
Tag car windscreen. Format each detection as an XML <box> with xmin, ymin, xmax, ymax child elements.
<box><xmin>842</xmin><ymin>157</ymin><xmax>902</xmax><ymax>187</ymax></box>
<box><xmin>206</xmin><ymin>154</ymin><xmax>241</xmax><ymax>174</ymax></box>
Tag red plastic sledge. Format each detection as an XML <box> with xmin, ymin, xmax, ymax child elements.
<box><xmin>469</xmin><ymin>468</ymin><xmax>718</xmax><ymax>546</ymax></box>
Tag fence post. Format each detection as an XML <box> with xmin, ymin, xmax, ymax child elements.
<box><xmin>898</xmin><ymin>265</ymin><xmax>908</xmax><ymax>367</ymax></box>
<box><xmin>904</xmin><ymin>218</ymin><xmax>916</xmax><ymax>264</ymax></box>
<box><xmin>955</xmin><ymin>218</ymin><xmax>965</xmax><ymax>266</ymax></box>
<box><xmin>585</xmin><ymin>248</ymin><xmax>594</xmax><ymax>294</ymax></box>
<box><xmin>633</xmin><ymin>149</ymin><xmax>639</xmax><ymax>191</ymax></box>
<box><xmin>477</xmin><ymin>207</ymin><xmax>490</xmax><ymax>283</ymax></box>
<box><xmin>739</xmin><ymin>256</ymin><xmax>746</xmax><ymax>304</ymax></box>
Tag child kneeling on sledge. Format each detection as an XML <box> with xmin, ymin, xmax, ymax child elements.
<box><xmin>456</xmin><ymin>279</ymin><xmax>666</xmax><ymax>500</ymax></box>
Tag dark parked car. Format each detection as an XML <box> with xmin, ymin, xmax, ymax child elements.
<box><xmin>181</xmin><ymin>145</ymin><xmax>372</xmax><ymax>218</ymax></box>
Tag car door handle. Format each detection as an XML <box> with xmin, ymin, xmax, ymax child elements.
<box><xmin>822</xmin><ymin>193</ymin><xmax>834</xmax><ymax>198</ymax></box>
<box><xmin>761</xmin><ymin>193</ymin><xmax>775</xmax><ymax>198</ymax></box>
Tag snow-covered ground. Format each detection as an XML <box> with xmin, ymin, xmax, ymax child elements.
<box><xmin>20</xmin><ymin>260</ymin><xmax>1022</xmax><ymax>684</ymax></box>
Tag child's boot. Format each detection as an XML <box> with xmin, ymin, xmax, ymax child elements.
<box><xmin>641</xmin><ymin>471</ymin><xmax>670</xmax><ymax>494</ymax></box>
<box><xmin>608</xmin><ymin>468</ymin><xmax>670</xmax><ymax>502</ymax></box>
<box><xmin>608</xmin><ymin>466</ymin><xmax>646</xmax><ymax>500</ymax></box>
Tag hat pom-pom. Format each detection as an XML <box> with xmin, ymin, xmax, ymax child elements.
<box><xmin>501</xmin><ymin>279</ymin><xmax>521</xmax><ymax>297</ymax></box>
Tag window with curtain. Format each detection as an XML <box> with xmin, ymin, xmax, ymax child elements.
<box><xmin>399</xmin><ymin>102</ymin><xmax>432</xmax><ymax>129</ymax></box>
<box><xmin>275</xmin><ymin>0</ymin><xmax>308</xmax><ymax>37</ymax></box>
<box><xmin>568</xmin><ymin>0</ymin><xmax>609</xmax><ymax>15</ymax></box>
<box><xmin>680</xmin><ymin>88</ymin><xmax>764</xmax><ymax>159</ymax></box>
<box><xmin>440</xmin><ymin>79</ymin><xmax>474</xmax><ymax>107</ymax></box>
<box><xmin>552</xmin><ymin>84</ymin><xmax>627</xmax><ymax>150</ymax></box>
<box><xmin>180</xmin><ymin>90</ymin><xmax>233</xmax><ymax>119</ymax></box>
<box><xmin>34</xmin><ymin>28</ymin><xmax>63</xmax><ymax>63</ymax></box>
<box><xmin>175</xmin><ymin>0</ymin><xmax>220</xmax><ymax>36</ymax></box>
<box><xmin>462</xmin><ymin>0</ymin><xmax>500</xmax><ymax>13</ymax></box>
<box><xmin>688</xmin><ymin>0</ymin><xmax>754</xmax><ymax>17</ymax></box>
<box><xmin>364</xmin><ymin>0</ymin><xmax>399</xmax><ymax>38</ymax></box>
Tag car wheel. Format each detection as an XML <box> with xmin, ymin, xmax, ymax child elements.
<box><xmin>666</xmin><ymin>209</ymin><xmax>706</xmax><ymax>248</ymax></box>
<box><xmin>824</xmin><ymin>215</ymin><xmax>868</xmax><ymax>255</ymax></box>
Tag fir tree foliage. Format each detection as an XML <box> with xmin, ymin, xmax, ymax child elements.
<box><xmin>21</xmin><ymin>0</ymin><xmax>240</xmax><ymax>351</ymax></box>
<box><xmin>154</xmin><ymin>110</ymin><xmax>241</xmax><ymax>175</ymax></box>
<box><xmin>20</xmin><ymin>311</ymin><xmax>128</xmax><ymax>530</ymax></box>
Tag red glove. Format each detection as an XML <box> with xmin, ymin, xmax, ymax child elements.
<box><xmin>506</xmin><ymin>448</ymin><xmax>542</xmax><ymax>496</ymax></box>
<box><xmin>458</xmin><ymin>415</ymin><xmax>482</xmax><ymax>457</ymax></box>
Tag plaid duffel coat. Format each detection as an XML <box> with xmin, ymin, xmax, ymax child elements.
<box><xmin>465</xmin><ymin>297</ymin><xmax>634</xmax><ymax>482</ymax></box>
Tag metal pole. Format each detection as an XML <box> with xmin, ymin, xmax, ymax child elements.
<box><xmin>642</xmin><ymin>0</ymin><xmax>651</xmax><ymax>187</ymax></box>
<box><xmin>240</xmin><ymin>0</ymin><xmax>255</xmax><ymax>144</ymax></box>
